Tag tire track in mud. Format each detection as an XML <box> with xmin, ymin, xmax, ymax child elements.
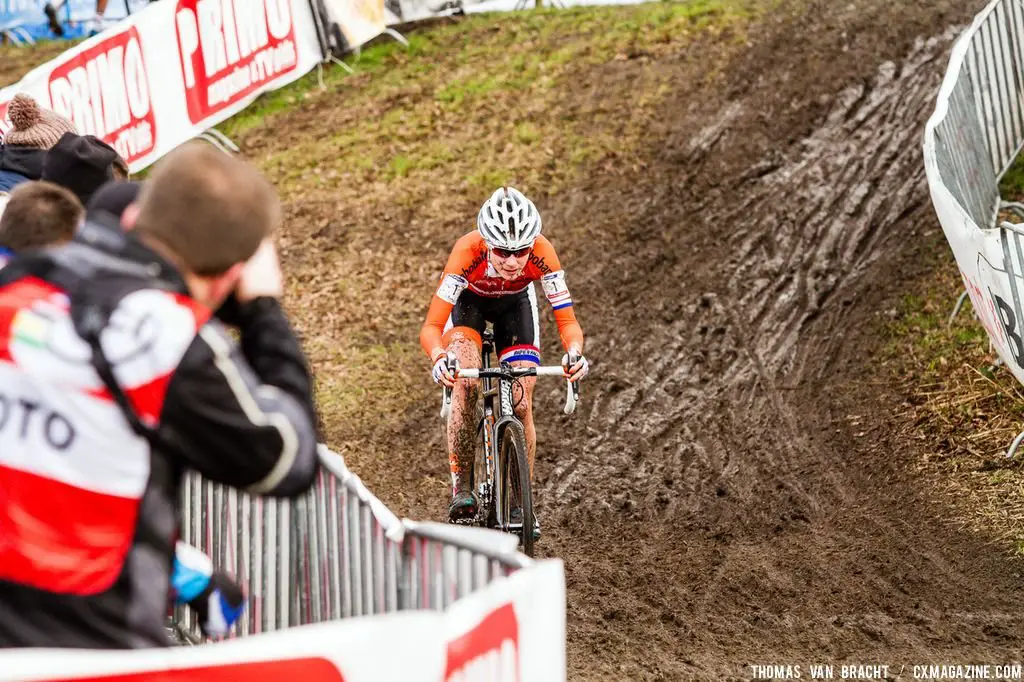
<box><xmin>249</xmin><ymin>0</ymin><xmax>1023</xmax><ymax>676</ymax></box>
<box><xmin>545</xmin><ymin>32</ymin><xmax>955</xmax><ymax>526</ymax></box>
<box><xmin>526</xmin><ymin>10</ymin><xmax>1024</xmax><ymax>678</ymax></box>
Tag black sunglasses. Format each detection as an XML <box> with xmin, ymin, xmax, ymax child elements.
<box><xmin>492</xmin><ymin>246</ymin><xmax>531</xmax><ymax>259</ymax></box>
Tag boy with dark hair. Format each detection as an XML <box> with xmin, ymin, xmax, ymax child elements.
<box><xmin>0</xmin><ymin>180</ymin><xmax>83</xmax><ymax>252</ymax></box>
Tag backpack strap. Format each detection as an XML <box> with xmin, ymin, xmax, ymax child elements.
<box><xmin>1</xmin><ymin>229</ymin><xmax>191</xmax><ymax>458</ymax></box>
<box><xmin>73</xmin><ymin>290</ymin><xmax>165</xmax><ymax>447</ymax></box>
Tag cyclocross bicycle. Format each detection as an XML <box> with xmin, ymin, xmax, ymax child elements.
<box><xmin>441</xmin><ymin>327</ymin><xmax>579</xmax><ymax>556</ymax></box>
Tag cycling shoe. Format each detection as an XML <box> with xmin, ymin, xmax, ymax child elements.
<box><xmin>448</xmin><ymin>489</ymin><xmax>478</xmax><ymax>522</ymax></box>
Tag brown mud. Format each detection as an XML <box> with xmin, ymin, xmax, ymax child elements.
<box><xmin>279</xmin><ymin>1</ymin><xmax>1024</xmax><ymax>678</ymax></box>
<box><xmin>60</xmin><ymin>0</ymin><xmax>1022</xmax><ymax>678</ymax></box>
<box><xmin>6</xmin><ymin>0</ymin><xmax>1024</xmax><ymax>677</ymax></box>
<box><xmin>518</xmin><ymin>1</ymin><xmax>1024</xmax><ymax>677</ymax></box>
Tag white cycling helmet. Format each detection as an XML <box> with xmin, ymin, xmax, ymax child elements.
<box><xmin>476</xmin><ymin>186</ymin><xmax>542</xmax><ymax>250</ymax></box>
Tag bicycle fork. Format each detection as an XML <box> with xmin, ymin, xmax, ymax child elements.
<box><xmin>479</xmin><ymin>409</ymin><xmax>496</xmax><ymax>508</ymax></box>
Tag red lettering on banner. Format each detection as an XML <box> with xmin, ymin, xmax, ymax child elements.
<box><xmin>445</xmin><ymin>603</ymin><xmax>521</xmax><ymax>682</ymax></box>
<box><xmin>175</xmin><ymin>0</ymin><xmax>299</xmax><ymax>124</ymax></box>
<box><xmin>960</xmin><ymin>268</ymin><xmax>1006</xmax><ymax>346</ymax></box>
<box><xmin>47</xmin><ymin>27</ymin><xmax>157</xmax><ymax>165</ymax></box>
<box><xmin>36</xmin><ymin>658</ymin><xmax>346</xmax><ymax>682</ymax></box>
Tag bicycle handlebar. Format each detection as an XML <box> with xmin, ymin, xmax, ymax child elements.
<box><xmin>440</xmin><ymin>365</ymin><xmax>579</xmax><ymax>419</ymax></box>
<box><xmin>459</xmin><ymin>366</ymin><xmax>578</xmax><ymax>415</ymax></box>
<box><xmin>456</xmin><ymin>366</ymin><xmax>566</xmax><ymax>379</ymax></box>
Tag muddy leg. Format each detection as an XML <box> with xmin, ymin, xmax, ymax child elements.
<box><xmin>510</xmin><ymin>362</ymin><xmax>537</xmax><ymax>479</ymax></box>
<box><xmin>446</xmin><ymin>339</ymin><xmax>481</xmax><ymax>494</ymax></box>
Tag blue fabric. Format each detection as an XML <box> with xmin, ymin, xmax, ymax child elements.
<box><xmin>0</xmin><ymin>169</ymin><xmax>30</xmax><ymax>193</ymax></box>
<box><xmin>0</xmin><ymin>1</ymin><xmax>149</xmax><ymax>42</ymax></box>
<box><xmin>171</xmin><ymin>555</ymin><xmax>212</xmax><ymax>604</ymax></box>
<box><xmin>216</xmin><ymin>590</ymin><xmax>245</xmax><ymax>628</ymax></box>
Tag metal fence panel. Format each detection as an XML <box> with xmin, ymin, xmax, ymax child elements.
<box><xmin>174</xmin><ymin>446</ymin><xmax>530</xmax><ymax>640</ymax></box>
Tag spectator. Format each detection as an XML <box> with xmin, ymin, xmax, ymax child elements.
<box><xmin>42</xmin><ymin>132</ymin><xmax>126</xmax><ymax>205</ymax></box>
<box><xmin>44</xmin><ymin>0</ymin><xmax>111</xmax><ymax>37</ymax></box>
<box><xmin>0</xmin><ymin>177</ymin><xmax>245</xmax><ymax>640</ymax></box>
<box><xmin>44</xmin><ymin>0</ymin><xmax>160</xmax><ymax>37</ymax></box>
<box><xmin>86</xmin><ymin>179</ymin><xmax>142</xmax><ymax>222</ymax></box>
<box><xmin>0</xmin><ymin>94</ymin><xmax>78</xmax><ymax>192</ymax></box>
<box><xmin>0</xmin><ymin>142</ymin><xmax>319</xmax><ymax>649</ymax></box>
<box><xmin>0</xmin><ymin>181</ymin><xmax>83</xmax><ymax>254</ymax></box>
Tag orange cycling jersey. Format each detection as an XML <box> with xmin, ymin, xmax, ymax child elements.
<box><xmin>420</xmin><ymin>232</ymin><xmax>584</xmax><ymax>361</ymax></box>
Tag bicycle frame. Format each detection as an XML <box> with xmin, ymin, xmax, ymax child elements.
<box><xmin>451</xmin><ymin>331</ymin><xmax>523</xmax><ymax>530</ymax></box>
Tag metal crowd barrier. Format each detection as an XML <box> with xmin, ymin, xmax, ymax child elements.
<box><xmin>174</xmin><ymin>445</ymin><xmax>529</xmax><ymax>640</ymax></box>
<box><xmin>931</xmin><ymin>0</ymin><xmax>1024</xmax><ymax>227</ymax></box>
<box><xmin>924</xmin><ymin>0</ymin><xmax>1024</xmax><ymax>455</ymax></box>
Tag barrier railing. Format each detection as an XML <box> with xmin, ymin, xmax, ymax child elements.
<box><xmin>925</xmin><ymin>0</ymin><xmax>1024</xmax><ymax>457</ymax></box>
<box><xmin>175</xmin><ymin>445</ymin><xmax>530</xmax><ymax>640</ymax></box>
<box><xmin>929</xmin><ymin>0</ymin><xmax>1024</xmax><ymax>228</ymax></box>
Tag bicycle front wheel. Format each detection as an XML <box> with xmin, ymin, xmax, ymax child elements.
<box><xmin>497</xmin><ymin>420</ymin><xmax>534</xmax><ymax>557</ymax></box>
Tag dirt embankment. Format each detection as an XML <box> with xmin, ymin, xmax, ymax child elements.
<box><xmin>7</xmin><ymin>0</ymin><xmax>1024</xmax><ymax>677</ymax></box>
<box><xmin>495</xmin><ymin>0</ymin><xmax>1024</xmax><ymax>677</ymax></box>
<box><xmin>248</xmin><ymin>0</ymin><xmax>1023</xmax><ymax>677</ymax></box>
<box><xmin>2</xmin><ymin>0</ymin><xmax>999</xmax><ymax>677</ymax></box>
<box><xmin>524</xmin><ymin>0</ymin><xmax>1024</xmax><ymax>678</ymax></box>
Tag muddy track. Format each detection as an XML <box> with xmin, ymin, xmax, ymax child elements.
<box><xmin>4</xmin><ymin>1</ymin><xmax>1021</xmax><ymax>677</ymax></box>
<box><xmin>236</xmin><ymin>0</ymin><xmax>1024</xmax><ymax>677</ymax></box>
<box><xmin>519</xmin><ymin>2</ymin><xmax>1024</xmax><ymax>678</ymax></box>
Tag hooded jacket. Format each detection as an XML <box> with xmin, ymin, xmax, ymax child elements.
<box><xmin>0</xmin><ymin>144</ymin><xmax>48</xmax><ymax>192</ymax></box>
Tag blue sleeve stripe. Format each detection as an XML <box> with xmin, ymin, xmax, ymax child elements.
<box><xmin>552</xmin><ymin>302</ymin><xmax>574</xmax><ymax>310</ymax></box>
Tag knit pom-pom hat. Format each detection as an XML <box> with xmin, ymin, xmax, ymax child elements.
<box><xmin>3</xmin><ymin>94</ymin><xmax>78</xmax><ymax>150</ymax></box>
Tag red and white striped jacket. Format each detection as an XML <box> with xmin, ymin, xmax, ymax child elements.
<box><xmin>0</xmin><ymin>218</ymin><xmax>319</xmax><ymax>649</ymax></box>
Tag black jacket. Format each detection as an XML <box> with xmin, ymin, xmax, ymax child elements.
<box><xmin>0</xmin><ymin>219</ymin><xmax>319</xmax><ymax>649</ymax></box>
<box><xmin>0</xmin><ymin>144</ymin><xmax>46</xmax><ymax>191</ymax></box>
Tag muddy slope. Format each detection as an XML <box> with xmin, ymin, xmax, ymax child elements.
<box><xmin>247</xmin><ymin>0</ymin><xmax>1024</xmax><ymax>677</ymax></box>
<box><xmin>528</xmin><ymin>1</ymin><xmax>1024</xmax><ymax>678</ymax></box>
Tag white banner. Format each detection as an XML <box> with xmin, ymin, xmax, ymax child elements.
<box><xmin>0</xmin><ymin>0</ymin><xmax>325</xmax><ymax>173</ymax></box>
<box><xmin>443</xmin><ymin>560</ymin><xmax>566</xmax><ymax>682</ymax></box>
<box><xmin>925</xmin><ymin>167</ymin><xmax>1021</xmax><ymax>381</ymax></box>
<box><xmin>320</xmin><ymin>0</ymin><xmax>386</xmax><ymax>49</ymax></box>
<box><xmin>923</xmin><ymin>0</ymin><xmax>1024</xmax><ymax>388</ymax></box>
<box><xmin>0</xmin><ymin>560</ymin><xmax>566</xmax><ymax>681</ymax></box>
<box><xmin>0</xmin><ymin>612</ymin><xmax>445</xmax><ymax>681</ymax></box>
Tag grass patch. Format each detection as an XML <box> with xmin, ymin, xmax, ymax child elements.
<box><xmin>312</xmin><ymin>341</ymin><xmax>423</xmax><ymax>426</ymax></box>
<box><xmin>219</xmin><ymin>0</ymin><xmax>764</xmax><ymax>202</ymax></box>
<box><xmin>0</xmin><ymin>40</ymin><xmax>85</xmax><ymax>88</ymax></box>
<box><xmin>1001</xmin><ymin>153</ymin><xmax>1024</xmax><ymax>199</ymax></box>
<box><xmin>883</xmin><ymin>238</ymin><xmax>1024</xmax><ymax>548</ymax></box>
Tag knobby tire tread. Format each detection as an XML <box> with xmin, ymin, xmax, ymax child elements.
<box><xmin>499</xmin><ymin>419</ymin><xmax>534</xmax><ymax>557</ymax></box>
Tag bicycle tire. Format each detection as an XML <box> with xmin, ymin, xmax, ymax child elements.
<box><xmin>497</xmin><ymin>419</ymin><xmax>534</xmax><ymax>557</ymax></box>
